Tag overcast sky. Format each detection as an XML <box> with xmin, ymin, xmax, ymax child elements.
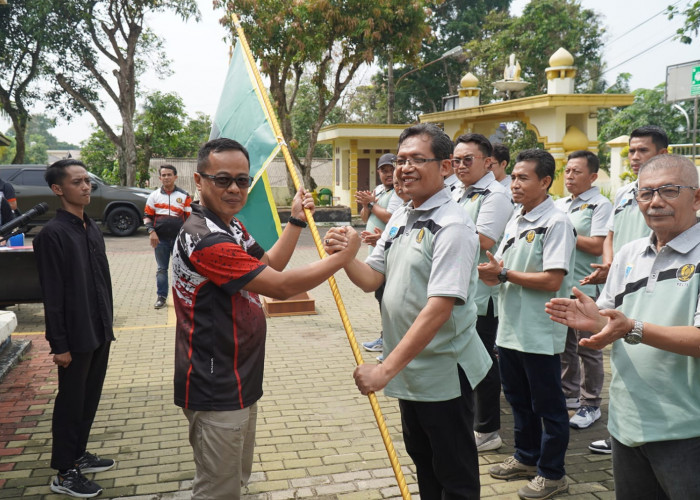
<box><xmin>3</xmin><ymin>0</ymin><xmax>699</xmax><ymax>147</ymax></box>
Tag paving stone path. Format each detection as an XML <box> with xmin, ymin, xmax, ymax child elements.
<box><xmin>0</xmin><ymin>228</ymin><xmax>615</xmax><ymax>499</ymax></box>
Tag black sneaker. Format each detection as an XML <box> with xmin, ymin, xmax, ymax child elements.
<box><xmin>588</xmin><ymin>437</ymin><xmax>612</xmax><ymax>454</ymax></box>
<box><xmin>50</xmin><ymin>469</ymin><xmax>103</xmax><ymax>498</ymax></box>
<box><xmin>154</xmin><ymin>296</ymin><xmax>167</xmax><ymax>309</ymax></box>
<box><xmin>75</xmin><ymin>451</ymin><xmax>115</xmax><ymax>473</ymax></box>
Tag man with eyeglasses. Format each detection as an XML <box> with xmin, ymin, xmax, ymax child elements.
<box><xmin>452</xmin><ymin>133</ymin><xmax>513</xmax><ymax>453</ymax></box>
<box><xmin>546</xmin><ymin>154</ymin><xmax>700</xmax><ymax>500</ymax></box>
<box><xmin>324</xmin><ymin>123</ymin><xmax>491</xmax><ymax>498</ymax></box>
<box><xmin>478</xmin><ymin>149</ymin><xmax>576</xmax><ymax>500</ymax></box>
<box><xmin>144</xmin><ymin>164</ymin><xmax>192</xmax><ymax>309</ymax></box>
<box><xmin>171</xmin><ymin>138</ymin><xmax>360</xmax><ymax>499</ymax></box>
<box><xmin>581</xmin><ymin>125</ymin><xmax>668</xmax><ymax>454</ymax></box>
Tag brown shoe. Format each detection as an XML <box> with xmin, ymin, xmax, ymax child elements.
<box><xmin>489</xmin><ymin>456</ymin><xmax>537</xmax><ymax>480</ymax></box>
<box><xmin>518</xmin><ymin>475</ymin><xmax>568</xmax><ymax>499</ymax></box>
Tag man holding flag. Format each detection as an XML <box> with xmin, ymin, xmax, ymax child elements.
<box><xmin>172</xmin><ymin>138</ymin><xmax>360</xmax><ymax>499</ymax></box>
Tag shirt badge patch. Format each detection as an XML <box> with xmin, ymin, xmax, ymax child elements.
<box><xmin>389</xmin><ymin>226</ymin><xmax>399</xmax><ymax>238</ymax></box>
<box><xmin>525</xmin><ymin>230</ymin><xmax>535</xmax><ymax>243</ymax></box>
<box><xmin>580</xmin><ymin>203</ymin><xmax>588</xmax><ymax>210</ymax></box>
<box><xmin>471</xmin><ymin>193</ymin><xmax>479</xmax><ymax>202</ymax></box>
<box><xmin>624</xmin><ymin>264</ymin><xmax>633</xmax><ymax>278</ymax></box>
<box><xmin>677</xmin><ymin>264</ymin><xmax>695</xmax><ymax>282</ymax></box>
<box><xmin>416</xmin><ymin>228</ymin><xmax>425</xmax><ymax>243</ymax></box>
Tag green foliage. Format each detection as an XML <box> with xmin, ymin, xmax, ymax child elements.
<box><xmin>288</xmin><ymin>79</ymin><xmax>343</xmax><ymax>158</ymax></box>
<box><xmin>80</xmin><ymin>128</ymin><xmax>119</xmax><ymax>183</ymax></box>
<box><xmin>668</xmin><ymin>1</ymin><xmax>700</xmax><ymax>44</ymax></box>
<box><xmin>466</xmin><ymin>0</ymin><xmax>605</xmax><ymax>102</ymax></box>
<box><xmin>216</xmin><ymin>0</ymin><xmax>432</xmax><ymax>191</ymax></box>
<box><xmin>0</xmin><ymin>0</ymin><xmax>67</xmax><ymax>163</ymax></box>
<box><xmin>390</xmin><ymin>0</ymin><xmax>511</xmax><ymax>121</ymax></box>
<box><xmin>47</xmin><ymin>0</ymin><xmax>200</xmax><ymax>186</ymax></box>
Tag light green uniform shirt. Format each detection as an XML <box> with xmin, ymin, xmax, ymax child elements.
<box><xmin>366</xmin><ymin>189</ymin><xmax>492</xmax><ymax>401</ymax></box>
<box><xmin>554</xmin><ymin>187</ymin><xmax>612</xmax><ymax>297</ymax></box>
<box><xmin>608</xmin><ymin>181</ymin><xmax>652</xmax><ymax>254</ymax></box>
<box><xmin>494</xmin><ymin>197</ymin><xmax>576</xmax><ymax>355</ymax></box>
<box><xmin>598</xmin><ymin>223</ymin><xmax>700</xmax><ymax>446</ymax></box>
<box><xmin>454</xmin><ymin>172</ymin><xmax>513</xmax><ymax>316</ymax></box>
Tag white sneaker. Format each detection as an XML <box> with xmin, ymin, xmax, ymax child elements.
<box><xmin>474</xmin><ymin>430</ymin><xmax>502</xmax><ymax>451</ymax></box>
<box><xmin>569</xmin><ymin>405</ymin><xmax>601</xmax><ymax>429</ymax></box>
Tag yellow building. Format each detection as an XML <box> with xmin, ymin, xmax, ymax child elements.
<box><xmin>319</xmin><ymin>48</ymin><xmax>634</xmax><ymax>212</ymax></box>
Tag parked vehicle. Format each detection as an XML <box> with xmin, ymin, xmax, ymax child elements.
<box><xmin>0</xmin><ymin>164</ymin><xmax>151</xmax><ymax>236</ymax></box>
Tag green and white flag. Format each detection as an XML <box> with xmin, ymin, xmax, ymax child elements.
<box><xmin>210</xmin><ymin>41</ymin><xmax>282</xmax><ymax>250</ymax></box>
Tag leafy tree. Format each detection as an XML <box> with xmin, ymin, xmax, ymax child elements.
<box><xmin>215</xmin><ymin>0</ymin><xmax>431</xmax><ymax>192</ymax></box>
<box><xmin>48</xmin><ymin>0</ymin><xmax>200</xmax><ymax>186</ymax></box>
<box><xmin>134</xmin><ymin>91</ymin><xmax>188</xmax><ymax>185</ymax></box>
<box><xmin>80</xmin><ymin>128</ymin><xmax>119</xmax><ymax>183</ymax></box>
<box><xmin>172</xmin><ymin>112</ymin><xmax>211</xmax><ymax>158</ymax></box>
<box><xmin>668</xmin><ymin>1</ymin><xmax>700</xmax><ymax>43</ymax></box>
<box><xmin>598</xmin><ymin>83</ymin><xmax>693</xmax><ymax>146</ymax></box>
<box><xmin>465</xmin><ymin>0</ymin><xmax>605</xmax><ymax>103</ymax></box>
<box><xmin>0</xmin><ymin>1</ymin><xmax>65</xmax><ymax>163</ymax></box>
<box><xmin>389</xmin><ymin>0</ymin><xmax>511</xmax><ymax>122</ymax></box>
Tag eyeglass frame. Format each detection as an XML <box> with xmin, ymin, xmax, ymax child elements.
<box><xmin>199</xmin><ymin>173</ymin><xmax>254</xmax><ymax>189</ymax></box>
<box><xmin>451</xmin><ymin>155</ymin><xmax>487</xmax><ymax>167</ymax></box>
<box><xmin>392</xmin><ymin>158</ymin><xmax>443</xmax><ymax>168</ymax></box>
<box><xmin>634</xmin><ymin>184</ymin><xmax>698</xmax><ymax>202</ymax></box>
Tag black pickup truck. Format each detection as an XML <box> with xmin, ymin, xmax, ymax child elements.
<box><xmin>0</xmin><ymin>164</ymin><xmax>151</xmax><ymax>236</ymax></box>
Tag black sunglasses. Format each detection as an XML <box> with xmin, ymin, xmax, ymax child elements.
<box><xmin>199</xmin><ymin>173</ymin><xmax>254</xmax><ymax>189</ymax></box>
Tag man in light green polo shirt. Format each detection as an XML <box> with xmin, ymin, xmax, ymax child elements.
<box><xmin>324</xmin><ymin>123</ymin><xmax>491</xmax><ymax>499</ymax></box>
<box><xmin>479</xmin><ymin>149</ymin><xmax>576</xmax><ymax>500</ymax></box>
<box><xmin>546</xmin><ymin>154</ymin><xmax>700</xmax><ymax>500</ymax></box>
<box><xmin>554</xmin><ymin>150</ymin><xmax>612</xmax><ymax>430</ymax></box>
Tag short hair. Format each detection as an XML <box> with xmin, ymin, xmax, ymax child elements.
<box><xmin>454</xmin><ymin>133</ymin><xmax>493</xmax><ymax>157</ymax></box>
<box><xmin>639</xmin><ymin>154</ymin><xmax>699</xmax><ymax>186</ymax></box>
<box><xmin>629</xmin><ymin>126</ymin><xmax>669</xmax><ymax>151</ymax></box>
<box><xmin>398</xmin><ymin>123</ymin><xmax>453</xmax><ymax>160</ymax></box>
<box><xmin>197</xmin><ymin>138</ymin><xmax>250</xmax><ymax>173</ymax></box>
<box><xmin>45</xmin><ymin>159</ymin><xmax>87</xmax><ymax>187</ymax></box>
<box><xmin>567</xmin><ymin>150</ymin><xmax>599</xmax><ymax>174</ymax></box>
<box><xmin>515</xmin><ymin>149</ymin><xmax>555</xmax><ymax>189</ymax></box>
<box><xmin>159</xmin><ymin>164</ymin><xmax>177</xmax><ymax>176</ymax></box>
<box><xmin>492</xmin><ymin>143</ymin><xmax>510</xmax><ymax>165</ymax></box>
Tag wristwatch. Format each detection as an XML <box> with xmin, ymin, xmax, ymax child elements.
<box><xmin>623</xmin><ymin>320</ymin><xmax>644</xmax><ymax>345</ymax></box>
<box><xmin>367</xmin><ymin>201</ymin><xmax>375</xmax><ymax>211</ymax></box>
<box><xmin>497</xmin><ymin>267</ymin><xmax>509</xmax><ymax>283</ymax></box>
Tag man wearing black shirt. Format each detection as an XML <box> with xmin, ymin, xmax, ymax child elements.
<box><xmin>33</xmin><ymin>159</ymin><xmax>116</xmax><ymax>498</ymax></box>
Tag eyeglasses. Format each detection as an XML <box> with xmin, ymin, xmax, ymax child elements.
<box><xmin>392</xmin><ymin>158</ymin><xmax>441</xmax><ymax>168</ymax></box>
<box><xmin>452</xmin><ymin>156</ymin><xmax>486</xmax><ymax>167</ymax></box>
<box><xmin>199</xmin><ymin>173</ymin><xmax>254</xmax><ymax>189</ymax></box>
<box><xmin>634</xmin><ymin>184</ymin><xmax>698</xmax><ymax>202</ymax></box>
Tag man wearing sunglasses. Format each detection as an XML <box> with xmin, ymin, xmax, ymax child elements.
<box><xmin>452</xmin><ymin>133</ymin><xmax>513</xmax><ymax>453</ymax></box>
<box><xmin>171</xmin><ymin>138</ymin><xmax>359</xmax><ymax>500</ymax></box>
<box><xmin>546</xmin><ymin>155</ymin><xmax>700</xmax><ymax>499</ymax></box>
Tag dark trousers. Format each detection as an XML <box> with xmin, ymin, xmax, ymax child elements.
<box><xmin>51</xmin><ymin>341</ymin><xmax>111</xmax><ymax>471</ymax></box>
<box><xmin>399</xmin><ymin>367</ymin><xmax>480</xmax><ymax>500</ymax></box>
<box><xmin>498</xmin><ymin>346</ymin><xmax>569</xmax><ymax>480</ymax></box>
<box><xmin>474</xmin><ymin>299</ymin><xmax>500</xmax><ymax>433</ymax></box>
<box><xmin>612</xmin><ymin>435</ymin><xmax>700</xmax><ymax>500</ymax></box>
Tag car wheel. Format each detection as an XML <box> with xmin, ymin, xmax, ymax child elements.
<box><xmin>106</xmin><ymin>206</ymin><xmax>140</xmax><ymax>236</ymax></box>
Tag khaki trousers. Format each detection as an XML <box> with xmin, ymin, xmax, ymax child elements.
<box><xmin>183</xmin><ymin>403</ymin><xmax>257</xmax><ymax>500</ymax></box>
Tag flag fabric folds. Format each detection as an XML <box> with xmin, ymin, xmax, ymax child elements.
<box><xmin>209</xmin><ymin>41</ymin><xmax>282</xmax><ymax>251</ymax></box>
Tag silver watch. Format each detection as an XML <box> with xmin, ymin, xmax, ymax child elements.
<box><xmin>623</xmin><ymin>320</ymin><xmax>644</xmax><ymax>345</ymax></box>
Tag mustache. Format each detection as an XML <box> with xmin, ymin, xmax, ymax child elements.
<box><xmin>645</xmin><ymin>209</ymin><xmax>674</xmax><ymax>217</ymax></box>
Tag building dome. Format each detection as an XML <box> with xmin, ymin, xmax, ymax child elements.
<box><xmin>549</xmin><ymin>47</ymin><xmax>574</xmax><ymax>67</ymax></box>
<box><xmin>460</xmin><ymin>72</ymin><xmax>479</xmax><ymax>88</ymax></box>
<box><xmin>562</xmin><ymin>125</ymin><xmax>589</xmax><ymax>152</ymax></box>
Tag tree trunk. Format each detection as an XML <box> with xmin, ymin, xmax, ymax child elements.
<box><xmin>10</xmin><ymin>113</ymin><xmax>28</xmax><ymax>164</ymax></box>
